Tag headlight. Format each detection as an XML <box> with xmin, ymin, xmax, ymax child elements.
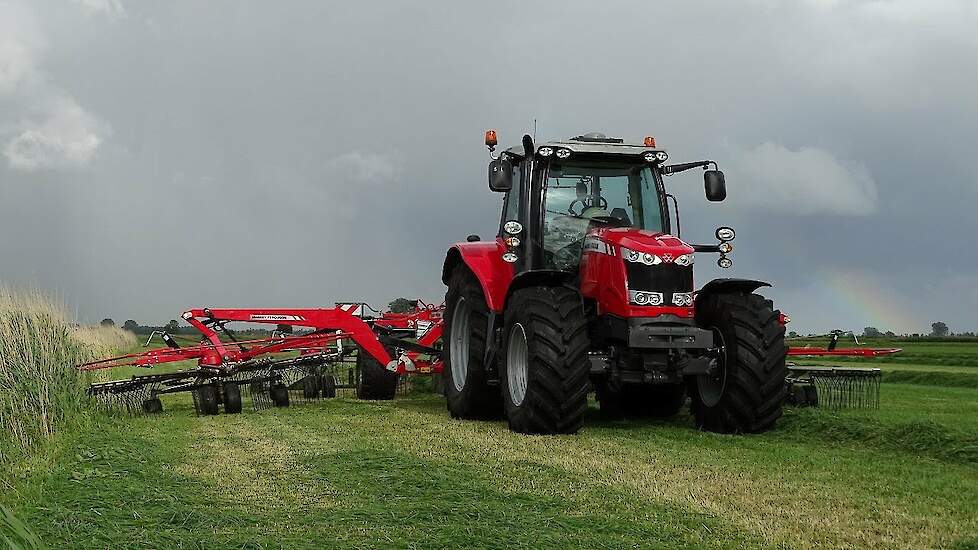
<box><xmin>629</xmin><ymin>290</ymin><xmax>663</xmax><ymax>306</ymax></box>
<box><xmin>672</xmin><ymin>292</ymin><xmax>693</xmax><ymax>307</ymax></box>
<box><xmin>674</xmin><ymin>254</ymin><xmax>693</xmax><ymax>266</ymax></box>
<box><xmin>622</xmin><ymin>247</ymin><xmax>662</xmax><ymax>265</ymax></box>
<box><xmin>503</xmin><ymin>221</ymin><xmax>523</xmax><ymax>235</ymax></box>
<box><xmin>716</xmin><ymin>226</ymin><xmax>736</xmax><ymax>241</ymax></box>
<box><xmin>502</xmin><ymin>251</ymin><xmax>518</xmax><ymax>263</ymax></box>
<box><xmin>555</xmin><ymin>148</ymin><xmax>571</xmax><ymax>159</ymax></box>
<box><xmin>538</xmin><ymin>146</ymin><xmax>554</xmax><ymax>157</ymax></box>
<box><xmin>718</xmin><ymin>257</ymin><xmax>733</xmax><ymax>269</ymax></box>
<box><xmin>643</xmin><ymin>151</ymin><xmax>657</xmax><ymax>162</ymax></box>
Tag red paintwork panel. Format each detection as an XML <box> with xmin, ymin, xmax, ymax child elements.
<box><xmin>451</xmin><ymin>238</ymin><xmax>515</xmax><ymax>313</ymax></box>
<box><xmin>580</xmin><ymin>227</ymin><xmax>696</xmax><ymax>319</ymax></box>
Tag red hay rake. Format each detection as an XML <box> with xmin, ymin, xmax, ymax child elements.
<box><xmin>784</xmin><ymin>330</ymin><xmax>900</xmax><ymax>409</ymax></box>
<box><xmin>82</xmin><ymin>301</ymin><xmax>444</xmax><ymax>415</ymax></box>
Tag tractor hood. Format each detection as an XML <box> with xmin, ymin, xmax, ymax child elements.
<box><xmin>589</xmin><ymin>227</ymin><xmax>694</xmax><ymax>257</ymax></box>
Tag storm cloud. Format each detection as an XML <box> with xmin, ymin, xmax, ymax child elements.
<box><xmin>0</xmin><ymin>0</ymin><xmax>975</xmax><ymax>335</ymax></box>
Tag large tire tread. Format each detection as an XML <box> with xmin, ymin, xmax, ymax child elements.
<box><xmin>502</xmin><ymin>286</ymin><xmax>590</xmax><ymax>435</ymax></box>
<box><xmin>692</xmin><ymin>292</ymin><xmax>787</xmax><ymax>434</ymax></box>
<box><xmin>357</xmin><ymin>346</ymin><xmax>399</xmax><ymax>400</ymax></box>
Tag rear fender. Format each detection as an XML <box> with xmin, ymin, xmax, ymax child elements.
<box><xmin>441</xmin><ymin>240</ymin><xmax>514</xmax><ymax>313</ymax></box>
<box><xmin>503</xmin><ymin>270</ymin><xmax>577</xmax><ymax>310</ymax></box>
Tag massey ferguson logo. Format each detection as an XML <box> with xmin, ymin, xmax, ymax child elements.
<box><xmin>250</xmin><ymin>314</ymin><xmax>305</xmax><ymax>321</ymax></box>
<box><xmin>661</xmin><ymin>253</ymin><xmax>674</xmax><ymax>263</ymax></box>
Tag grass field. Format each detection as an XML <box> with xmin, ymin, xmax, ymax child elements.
<box><xmin>3</xmin><ymin>341</ymin><xmax>978</xmax><ymax>548</ymax></box>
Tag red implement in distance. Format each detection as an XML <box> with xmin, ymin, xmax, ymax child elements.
<box><xmin>787</xmin><ymin>347</ymin><xmax>902</xmax><ymax>357</ymax></box>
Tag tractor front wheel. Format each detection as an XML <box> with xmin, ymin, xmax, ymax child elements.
<box><xmin>443</xmin><ymin>267</ymin><xmax>501</xmax><ymax>419</ymax></box>
<box><xmin>692</xmin><ymin>292</ymin><xmax>787</xmax><ymax>433</ymax></box>
<box><xmin>501</xmin><ymin>286</ymin><xmax>590</xmax><ymax>435</ymax></box>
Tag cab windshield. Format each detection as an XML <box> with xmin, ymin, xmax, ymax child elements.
<box><xmin>542</xmin><ymin>161</ymin><xmax>664</xmax><ymax>270</ymax></box>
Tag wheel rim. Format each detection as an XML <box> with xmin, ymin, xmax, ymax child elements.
<box><xmin>450</xmin><ymin>296</ymin><xmax>470</xmax><ymax>391</ymax></box>
<box><xmin>506</xmin><ymin>323</ymin><xmax>529</xmax><ymax>406</ymax></box>
<box><xmin>698</xmin><ymin>326</ymin><xmax>727</xmax><ymax>407</ymax></box>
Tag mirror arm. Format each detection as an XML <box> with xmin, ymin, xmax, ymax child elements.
<box><xmin>692</xmin><ymin>244</ymin><xmax>721</xmax><ymax>253</ymax></box>
<box><xmin>661</xmin><ymin>160</ymin><xmax>716</xmax><ymax>176</ymax></box>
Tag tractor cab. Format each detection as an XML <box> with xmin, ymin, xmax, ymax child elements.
<box><xmin>487</xmin><ymin>132</ymin><xmax>730</xmax><ymax>278</ymax></box>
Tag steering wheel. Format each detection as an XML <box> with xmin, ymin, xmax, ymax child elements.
<box><xmin>568</xmin><ymin>196</ymin><xmax>609</xmax><ymax>216</ymax></box>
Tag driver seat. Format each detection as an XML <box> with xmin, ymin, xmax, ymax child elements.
<box><xmin>609</xmin><ymin>208</ymin><xmax>632</xmax><ymax>227</ymax></box>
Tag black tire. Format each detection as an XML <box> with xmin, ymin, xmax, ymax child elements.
<box><xmin>804</xmin><ymin>384</ymin><xmax>819</xmax><ymax>407</ymax></box>
<box><xmin>302</xmin><ymin>375</ymin><xmax>319</xmax><ymax>399</ymax></box>
<box><xmin>598</xmin><ymin>383</ymin><xmax>686</xmax><ymax>418</ymax></box>
<box><xmin>356</xmin><ymin>345</ymin><xmax>399</xmax><ymax>400</ymax></box>
<box><xmin>501</xmin><ymin>286</ymin><xmax>591</xmax><ymax>435</ymax></box>
<box><xmin>270</xmin><ymin>383</ymin><xmax>290</xmax><ymax>408</ymax></box>
<box><xmin>321</xmin><ymin>375</ymin><xmax>337</xmax><ymax>398</ymax></box>
<box><xmin>692</xmin><ymin>292</ymin><xmax>788</xmax><ymax>434</ymax></box>
<box><xmin>442</xmin><ymin>267</ymin><xmax>502</xmax><ymax>419</ymax></box>
<box><xmin>142</xmin><ymin>397</ymin><xmax>163</xmax><ymax>414</ymax></box>
<box><xmin>223</xmin><ymin>382</ymin><xmax>242</xmax><ymax>414</ymax></box>
<box><xmin>197</xmin><ymin>385</ymin><xmax>219</xmax><ymax>415</ymax></box>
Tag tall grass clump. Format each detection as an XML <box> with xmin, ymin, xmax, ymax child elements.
<box><xmin>0</xmin><ymin>287</ymin><xmax>133</xmax><ymax>465</ymax></box>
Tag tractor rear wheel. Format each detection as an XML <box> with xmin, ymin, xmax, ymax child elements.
<box><xmin>692</xmin><ymin>292</ymin><xmax>787</xmax><ymax>433</ymax></box>
<box><xmin>356</xmin><ymin>345</ymin><xmax>399</xmax><ymax>400</ymax></box>
<box><xmin>443</xmin><ymin>267</ymin><xmax>501</xmax><ymax>419</ymax></box>
<box><xmin>598</xmin><ymin>383</ymin><xmax>686</xmax><ymax>419</ymax></box>
<box><xmin>223</xmin><ymin>382</ymin><xmax>242</xmax><ymax>414</ymax></box>
<box><xmin>501</xmin><ymin>286</ymin><xmax>590</xmax><ymax>435</ymax></box>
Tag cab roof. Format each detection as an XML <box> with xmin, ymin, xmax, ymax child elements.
<box><xmin>503</xmin><ymin>132</ymin><xmax>664</xmax><ymax>160</ymax></box>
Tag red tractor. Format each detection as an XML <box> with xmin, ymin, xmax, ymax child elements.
<box><xmin>441</xmin><ymin>131</ymin><xmax>787</xmax><ymax>434</ymax></box>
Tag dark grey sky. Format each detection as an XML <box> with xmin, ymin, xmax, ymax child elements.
<box><xmin>1</xmin><ymin>0</ymin><xmax>976</xmax><ymax>334</ymax></box>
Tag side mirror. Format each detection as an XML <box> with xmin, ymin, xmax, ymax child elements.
<box><xmin>704</xmin><ymin>170</ymin><xmax>726</xmax><ymax>202</ymax></box>
<box><xmin>488</xmin><ymin>159</ymin><xmax>513</xmax><ymax>192</ymax></box>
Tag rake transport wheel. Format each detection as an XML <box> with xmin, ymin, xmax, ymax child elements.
<box><xmin>223</xmin><ymin>382</ymin><xmax>242</xmax><ymax>414</ymax></box>
<box><xmin>321</xmin><ymin>374</ymin><xmax>337</xmax><ymax>398</ymax></box>
<box><xmin>597</xmin><ymin>383</ymin><xmax>686</xmax><ymax>419</ymax></box>
<box><xmin>443</xmin><ymin>267</ymin><xmax>502</xmax><ymax>419</ymax></box>
<box><xmin>196</xmin><ymin>385</ymin><xmax>220</xmax><ymax>416</ymax></box>
<box><xmin>142</xmin><ymin>397</ymin><xmax>163</xmax><ymax>414</ymax></box>
<box><xmin>270</xmin><ymin>383</ymin><xmax>290</xmax><ymax>407</ymax></box>
<box><xmin>302</xmin><ymin>375</ymin><xmax>320</xmax><ymax>399</ymax></box>
<box><xmin>356</xmin><ymin>345</ymin><xmax>399</xmax><ymax>400</ymax></box>
<box><xmin>692</xmin><ymin>292</ymin><xmax>787</xmax><ymax>434</ymax></box>
<box><xmin>501</xmin><ymin>286</ymin><xmax>590</xmax><ymax>435</ymax></box>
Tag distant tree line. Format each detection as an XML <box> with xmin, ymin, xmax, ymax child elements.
<box><xmin>784</xmin><ymin>321</ymin><xmax>976</xmax><ymax>340</ymax></box>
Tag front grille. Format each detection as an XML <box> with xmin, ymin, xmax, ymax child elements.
<box><xmin>625</xmin><ymin>263</ymin><xmax>693</xmax><ymax>300</ymax></box>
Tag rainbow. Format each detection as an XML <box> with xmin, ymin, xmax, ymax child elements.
<box><xmin>812</xmin><ymin>268</ymin><xmax>918</xmax><ymax>334</ymax></box>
